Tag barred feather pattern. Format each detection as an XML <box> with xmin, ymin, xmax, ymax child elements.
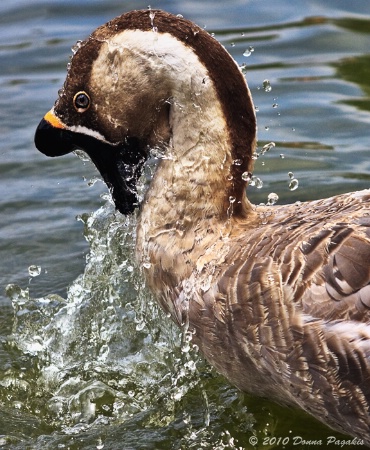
<box><xmin>151</xmin><ymin>190</ymin><xmax>370</xmax><ymax>441</ymax></box>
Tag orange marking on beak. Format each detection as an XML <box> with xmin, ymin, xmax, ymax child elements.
<box><xmin>44</xmin><ymin>110</ymin><xmax>65</xmax><ymax>129</ymax></box>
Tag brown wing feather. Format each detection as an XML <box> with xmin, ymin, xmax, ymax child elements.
<box><xmin>302</xmin><ymin>227</ymin><xmax>370</xmax><ymax>321</ymax></box>
<box><xmin>190</xmin><ymin>191</ymin><xmax>370</xmax><ymax>440</ymax></box>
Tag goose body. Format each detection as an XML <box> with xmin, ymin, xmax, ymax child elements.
<box><xmin>34</xmin><ymin>10</ymin><xmax>370</xmax><ymax>442</ymax></box>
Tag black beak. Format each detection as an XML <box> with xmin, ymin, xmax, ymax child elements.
<box><xmin>35</xmin><ymin>118</ymin><xmax>79</xmax><ymax>156</ymax></box>
<box><xmin>35</xmin><ymin>116</ymin><xmax>148</xmax><ymax>215</ymax></box>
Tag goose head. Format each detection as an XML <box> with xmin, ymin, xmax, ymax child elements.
<box><xmin>35</xmin><ymin>10</ymin><xmax>256</xmax><ymax>218</ymax></box>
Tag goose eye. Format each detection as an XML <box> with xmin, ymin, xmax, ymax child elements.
<box><xmin>73</xmin><ymin>91</ymin><xmax>90</xmax><ymax>112</ymax></box>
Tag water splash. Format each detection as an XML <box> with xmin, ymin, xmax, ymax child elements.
<box><xmin>3</xmin><ymin>197</ymin><xmax>257</xmax><ymax>448</ymax></box>
<box><xmin>6</xmin><ymin>204</ymin><xmax>177</xmax><ymax>416</ymax></box>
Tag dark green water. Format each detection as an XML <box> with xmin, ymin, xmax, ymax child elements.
<box><xmin>1</xmin><ymin>0</ymin><xmax>370</xmax><ymax>448</ymax></box>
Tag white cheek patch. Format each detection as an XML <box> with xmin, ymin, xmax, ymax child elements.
<box><xmin>69</xmin><ymin>124</ymin><xmax>108</xmax><ymax>143</ymax></box>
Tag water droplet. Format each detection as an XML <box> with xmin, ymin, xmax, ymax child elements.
<box><xmin>267</xmin><ymin>274</ymin><xmax>275</xmax><ymax>283</ymax></box>
<box><xmin>255</xmin><ymin>177</ymin><xmax>263</xmax><ymax>189</ymax></box>
<box><xmin>254</xmin><ymin>106</ymin><xmax>259</xmax><ymax>112</ymax></box>
<box><xmin>176</xmin><ymin>14</ymin><xmax>184</xmax><ymax>18</ymax></box>
<box><xmin>262</xmin><ymin>79</ymin><xmax>272</xmax><ymax>92</ymax></box>
<box><xmin>181</xmin><ymin>342</ymin><xmax>190</xmax><ymax>353</ymax></box>
<box><xmin>142</xmin><ymin>262</ymin><xmax>151</xmax><ymax>269</ymax></box>
<box><xmin>66</xmin><ymin>62</ymin><xmax>71</xmax><ymax>71</ymax></box>
<box><xmin>231</xmin><ymin>42</ymin><xmax>235</xmax><ymax>47</ymax></box>
<box><xmin>126</xmin><ymin>266</ymin><xmax>134</xmax><ymax>273</ymax></box>
<box><xmin>149</xmin><ymin>10</ymin><xmax>157</xmax><ymax>32</ymax></box>
<box><xmin>98</xmin><ymin>344</ymin><xmax>109</xmax><ymax>360</ymax></box>
<box><xmin>96</xmin><ymin>437</ymin><xmax>105</xmax><ymax>449</ymax></box>
<box><xmin>185</xmin><ymin>360</ymin><xmax>197</xmax><ymax>371</ymax></box>
<box><xmin>243</xmin><ymin>46</ymin><xmax>254</xmax><ymax>57</ymax></box>
<box><xmin>241</xmin><ymin>171</ymin><xmax>252</xmax><ymax>182</ymax></box>
<box><xmin>267</xmin><ymin>193</ymin><xmax>279</xmax><ymax>205</ymax></box>
<box><xmin>74</xmin><ymin>149</ymin><xmax>90</xmax><ymax>162</ymax></box>
<box><xmin>261</xmin><ymin>142</ymin><xmax>275</xmax><ymax>155</ymax></box>
<box><xmin>87</xmin><ymin>177</ymin><xmax>100</xmax><ymax>187</ymax></box>
<box><xmin>233</xmin><ymin>158</ymin><xmax>243</xmax><ymax>166</ymax></box>
<box><xmin>229</xmin><ymin>196</ymin><xmax>236</xmax><ymax>203</ymax></box>
<box><xmin>249</xmin><ymin>176</ymin><xmax>263</xmax><ymax>189</ymax></box>
<box><xmin>280</xmin><ymin>154</ymin><xmax>285</xmax><ymax>159</ymax></box>
<box><xmin>5</xmin><ymin>284</ymin><xmax>29</xmax><ymax>302</ymax></box>
<box><xmin>172</xmin><ymin>387</ymin><xmax>184</xmax><ymax>400</ymax></box>
<box><xmin>288</xmin><ymin>171</ymin><xmax>294</xmax><ymax>179</ymax></box>
<box><xmin>272</xmin><ymin>103</ymin><xmax>278</xmax><ymax>108</ymax></box>
<box><xmin>264</xmin><ymin>126</ymin><xmax>270</xmax><ymax>131</ymax></box>
<box><xmin>71</xmin><ymin>40</ymin><xmax>82</xmax><ymax>54</ymax></box>
<box><xmin>28</xmin><ymin>265</ymin><xmax>41</xmax><ymax>277</ymax></box>
<box><xmin>288</xmin><ymin>178</ymin><xmax>299</xmax><ymax>191</ymax></box>
<box><xmin>135</xmin><ymin>320</ymin><xmax>145</xmax><ymax>331</ymax></box>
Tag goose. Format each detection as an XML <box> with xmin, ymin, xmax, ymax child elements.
<box><xmin>34</xmin><ymin>9</ymin><xmax>370</xmax><ymax>443</ymax></box>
